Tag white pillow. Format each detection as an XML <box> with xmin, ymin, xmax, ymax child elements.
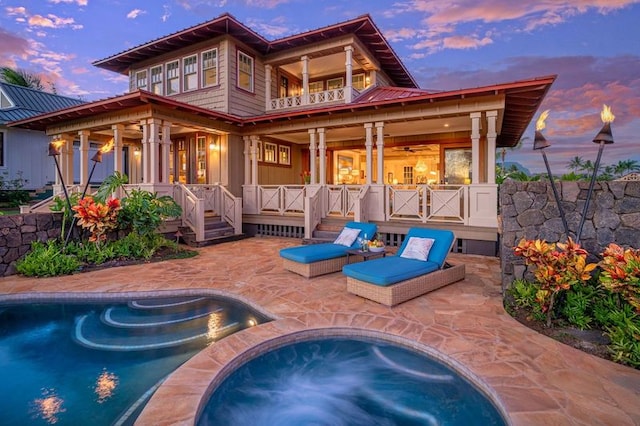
<box><xmin>400</xmin><ymin>237</ymin><xmax>435</xmax><ymax>261</ymax></box>
<box><xmin>334</xmin><ymin>227</ymin><xmax>361</xmax><ymax>247</ymax></box>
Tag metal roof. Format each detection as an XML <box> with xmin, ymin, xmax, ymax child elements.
<box><xmin>0</xmin><ymin>82</ymin><xmax>84</xmax><ymax>125</ymax></box>
<box><xmin>8</xmin><ymin>75</ymin><xmax>555</xmax><ymax>148</ymax></box>
<box><xmin>92</xmin><ymin>13</ymin><xmax>417</xmax><ymax>88</ymax></box>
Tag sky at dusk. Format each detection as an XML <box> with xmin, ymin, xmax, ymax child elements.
<box><xmin>1</xmin><ymin>0</ymin><xmax>639</xmax><ymax>174</ymax></box>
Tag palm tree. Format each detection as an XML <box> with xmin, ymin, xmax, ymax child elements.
<box><xmin>613</xmin><ymin>159</ymin><xmax>640</xmax><ymax>178</ymax></box>
<box><xmin>0</xmin><ymin>67</ymin><xmax>44</xmax><ymax>90</ymax></box>
<box><xmin>568</xmin><ymin>156</ymin><xmax>585</xmax><ymax>173</ymax></box>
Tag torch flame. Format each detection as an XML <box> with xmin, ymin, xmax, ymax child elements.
<box><xmin>535</xmin><ymin>109</ymin><xmax>550</xmax><ymax>132</ymax></box>
<box><xmin>51</xmin><ymin>139</ymin><xmax>66</xmax><ymax>150</ymax></box>
<box><xmin>99</xmin><ymin>138</ymin><xmax>114</xmax><ymax>154</ymax></box>
<box><xmin>600</xmin><ymin>104</ymin><xmax>615</xmax><ymax>123</ymax></box>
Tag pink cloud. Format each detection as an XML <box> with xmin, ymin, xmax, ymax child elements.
<box><xmin>0</xmin><ymin>29</ymin><xmax>31</xmax><ymax>60</ymax></box>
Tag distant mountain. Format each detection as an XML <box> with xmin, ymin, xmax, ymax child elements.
<box><xmin>499</xmin><ymin>162</ymin><xmax>532</xmax><ymax>175</ymax></box>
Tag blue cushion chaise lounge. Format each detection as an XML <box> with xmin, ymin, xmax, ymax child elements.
<box><xmin>279</xmin><ymin>221</ymin><xmax>377</xmax><ymax>278</ymax></box>
<box><xmin>342</xmin><ymin>227</ymin><xmax>465</xmax><ymax>306</ymax></box>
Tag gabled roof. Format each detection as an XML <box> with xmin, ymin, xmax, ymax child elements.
<box><xmin>0</xmin><ymin>82</ymin><xmax>85</xmax><ymax>124</ymax></box>
<box><xmin>9</xmin><ymin>75</ymin><xmax>555</xmax><ymax>148</ymax></box>
<box><xmin>93</xmin><ymin>13</ymin><xmax>417</xmax><ymax>88</ymax></box>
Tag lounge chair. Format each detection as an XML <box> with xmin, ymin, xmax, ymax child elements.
<box><xmin>342</xmin><ymin>227</ymin><xmax>465</xmax><ymax>306</ymax></box>
<box><xmin>279</xmin><ymin>221</ymin><xmax>377</xmax><ymax>278</ymax></box>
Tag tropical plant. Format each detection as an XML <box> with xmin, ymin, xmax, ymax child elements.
<box><xmin>514</xmin><ymin>238</ymin><xmax>597</xmax><ymax>326</ymax></box>
<box><xmin>0</xmin><ymin>67</ymin><xmax>44</xmax><ymax>90</ymax></box>
<box><xmin>72</xmin><ymin>196</ymin><xmax>121</xmax><ymax>243</ymax></box>
<box><xmin>599</xmin><ymin>243</ymin><xmax>640</xmax><ymax>313</ymax></box>
<box><xmin>15</xmin><ymin>240</ymin><xmax>81</xmax><ymax>277</ymax></box>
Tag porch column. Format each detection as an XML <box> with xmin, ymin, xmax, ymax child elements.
<box><xmin>375</xmin><ymin>122</ymin><xmax>385</xmax><ymax>184</ymax></box>
<box><xmin>78</xmin><ymin>130</ymin><xmax>90</xmax><ymax>188</ymax></box>
<box><xmin>140</xmin><ymin>120</ymin><xmax>149</xmax><ymax>183</ymax></box>
<box><xmin>308</xmin><ymin>129</ymin><xmax>317</xmax><ymax>184</ymax></box>
<box><xmin>364</xmin><ymin>123</ymin><xmax>374</xmax><ymax>185</ymax></box>
<box><xmin>112</xmin><ymin>124</ymin><xmax>124</xmax><ymax>175</ymax></box>
<box><xmin>265</xmin><ymin>65</ymin><xmax>272</xmax><ymax>110</ymax></box>
<box><xmin>60</xmin><ymin>133</ymin><xmax>74</xmax><ymax>185</ymax></box>
<box><xmin>243</xmin><ymin>136</ymin><xmax>251</xmax><ymax>185</ymax></box>
<box><xmin>344</xmin><ymin>46</ymin><xmax>353</xmax><ymax>103</ymax></box>
<box><xmin>318</xmin><ymin>128</ymin><xmax>326</xmax><ymax>185</ymax></box>
<box><xmin>301</xmin><ymin>55</ymin><xmax>309</xmax><ymax>105</ymax></box>
<box><xmin>470</xmin><ymin>112</ymin><xmax>481</xmax><ymax>184</ymax></box>
<box><xmin>161</xmin><ymin>121</ymin><xmax>171</xmax><ymax>184</ymax></box>
<box><xmin>250</xmin><ymin>135</ymin><xmax>259</xmax><ymax>185</ymax></box>
<box><xmin>148</xmin><ymin>118</ymin><xmax>161</xmax><ymax>184</ymax></box>
<box><xmin>486</xmin><ymin>110</ymin><xmax>497</xmax><ymax>184</ymax></box>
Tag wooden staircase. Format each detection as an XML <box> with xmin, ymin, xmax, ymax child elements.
<box><xmin>178</xmin><ymin>212</ymin><xmax>246</xmax><ymax>247</ymax></box>
<box><xmin>302</xmin><ymin>217</ymin><xmax>349</xmax><ymax>245</ymax></box>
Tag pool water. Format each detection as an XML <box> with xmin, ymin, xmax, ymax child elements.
<box><xmin>0</xmin><ymin>296</ymin><xmax>268</xmax><ymax>425</ymax></box>
<box><xmin>198</xmin><ymin>337</ymin><xmax>506</xmax><ymax>426</ymax></box>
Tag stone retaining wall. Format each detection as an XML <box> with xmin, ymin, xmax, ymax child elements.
<box><xmin>499</xmin><ymin>180</ymin><xmax>640</xmax><ymax>291</ymax></box>
<box><xmin>0</xmin><ymin>213</ymin><xmax>64</xmax><ymax>276</ymax></box>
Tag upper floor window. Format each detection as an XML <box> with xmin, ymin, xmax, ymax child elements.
<box><xmin>0</xmin><ymin>91</ymin><xmax>12</xmax><ymax>109</ymax></box>
<box><xmin>150</xmin><ymin>65</ymin><xmax>163</xmax><ymax>95</ymax></box>
<box><xmin>309</xmin><ymin>81</ymin><xmax>324</xmax><ymax>94</ymax></box>
<box><xmin>202</xmin><ymin>49</ymin><xmax>218</xmax><ymax>87</ymax></box>
<box><xmin>135</xmin><ymin>70</ymin><xmax>147</xmax><ymax>90</ymax></box>
<box><xmin>183</xmin><ymin>55</ymin><xmax>197</xmax><ymax>92</ymax></box>
<box><xmin>166</xmin><ymin>60</ymin><xmax>180</xmax><ymax>95</ymax></box>
<box><xmin>237</xmin><ymin>51</ymin><xmax>254</xmax><ymax>92</ymax></box>
<box><xmin>352</xmin><ymin>73</ymin><xmax>366</xmax><ymax>90</ymax></box>
<box><xmin>327</xmin><ymin>77</ymin><xmax>343</xmax><ymax>90</ymax></box>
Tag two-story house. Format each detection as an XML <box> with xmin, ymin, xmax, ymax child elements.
<box><xmin>10</xmin><ymin>13</ymin><xmax>555</xmax><ymax>253</ymax></box>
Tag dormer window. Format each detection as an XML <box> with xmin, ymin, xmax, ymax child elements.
<box><xmin>135</xmin><ymin>70</ymin><xmax>147</xmax><ymax>90</ymax></box>
<box><xmin>202</xmin><ymin>49</ymin><xmax>218</xmax><ymax>87</ymax></box>
<box><xmin>150</xmin><ymin>65</ymin><xmax>163</xmax><ymax>95</ymax></box>
<box><xmin>237</xmin><ymin>51</ymin><xmax>254</xmax><ymax>92</ymax></box>
<box><xmin>0</xmin><ymin>91</ymin><xmax>12</xmax><ymax>109</ymax></box>
<box><xmin>166</xmin><ymin>60</ymin><xmax>180</xmax><ymax>95</ymax></box>
<box><xmin>183</xmin><ymin>55</ymin><xmax>197</xmax><ymax>92</ymax></box>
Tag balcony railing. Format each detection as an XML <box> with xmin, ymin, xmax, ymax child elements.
<box><xmin>267</xmin><ymin>87</ymin><xmax>359</xmax><ymax>112</ymax></box>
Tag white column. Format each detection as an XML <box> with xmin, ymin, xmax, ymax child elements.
<box><xmin>470</xmin><ymin>112</ymin><xmax>481</xmax><ymax>184</ymax></box>
<box><xmin>265</xmin><ymin>64</ymin><xmax>272</xmax><ymax>110</ymax></box>
<box><xmin>112</xmin><ymin>124</ymin><xmax>124</xmax><ymax>175</ymax></box>
<box><xmin>60</xmin><ymin>133</ymin><xmax>74</xmax><ymax>185</ymax></box>
<box><xmin>375</xmin><ymin>122</ymin><xmax>385</xmax><ymax>184</ymax></box>
<box><xmin>364</xmin><ymin>123</ymin><xmax>374</xmax><ymax>185</ymax></box>
<box><xmin>250</xmin><ymin>135</ymin><xmax>259</xmax><ymax>185</ymax></box>
<box><xmin>140</xmin><ymin>120</ymin><xmax>149</xmax><ymax>183</ymax></box>
<box><xmin>161</xmin><ymin>121</ymin><xmax>171</xmax><ymax>184</ymax></box>
<box><xmin>243</xmin><ymin>136</ymin><xmax>251</xmax><ymax>185</ymax></box>
<box><xmin>486</xmin><ymin>110</ymin><xmax>497</xmax><ymax>184</ymax></box>
<box><xmin>301</xmin><ymin>55</ymin><xmax>309</xmax><ymax>105</ymax></box>
<box><xmin>344</xmin><ymin>46</ymin><xmax>353</xmax><ymax>103</ymax></box>
<box><xmin>308</xmin><ymin>129</ymin><xmax>317</xmax><ymax>184</ymax></box>
<box><xmin>148</xmin><ymin>118</ymin><xmax>161</xmax><ymax>184</ymax></box>
<box><xmin>318</xmin><ymin>128</ymin><xmax>326</xmax><ymax>185</ymax></box>
<box><xmin>78</xmin><ymin>130</ymin><xmax>90</xmax><ymax>187</ymax></box>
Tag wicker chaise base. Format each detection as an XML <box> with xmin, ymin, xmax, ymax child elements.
<box><xmin>346</xmin><ymin>263</ymin><xmax>466</xmax><ymax>306</ymax></box>
<box><xmin>282</xmin><ymin>256</ymin><xmax>349</xmax><ymax>278</ymax></box>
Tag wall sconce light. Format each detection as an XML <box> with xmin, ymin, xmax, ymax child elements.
<box><xmin>134</xmin><ymin>147</ymin><xmax>141</xmax><ymax>156</ymax></box>
<box><xmin>209</xmin><ymin>142</ymin><xmax>217</xmax><ymax>150</ymax></box>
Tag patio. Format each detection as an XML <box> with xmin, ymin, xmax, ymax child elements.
<box><xmin>1</xmin><ymin>236</ymin><xmax>639</xmax><ymax>425</ymax></box>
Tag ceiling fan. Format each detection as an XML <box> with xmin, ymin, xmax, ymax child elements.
<box><xmin>391</xmin><ymin>145</ymin><xmax>434</xmax><ymax>153</ymax></box>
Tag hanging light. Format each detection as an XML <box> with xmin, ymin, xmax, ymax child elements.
<box><xmin>414</xmin><ymin>157</ymin><xmax>428</xmax><ymax>173</ymax></box>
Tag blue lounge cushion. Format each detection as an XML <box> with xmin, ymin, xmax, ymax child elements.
<box><xmin>342</xmin><ymin>227</ymin><xmax>456</xmax><ymax>287</ymax></box>
<box><xmin>279</xmin><ymin>221</ymin><xmax>377</xmax><ymax>264</ymax></box>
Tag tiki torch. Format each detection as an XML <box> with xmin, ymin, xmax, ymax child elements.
<box><xmin>65</xmin><ymin>139</ymin><xmax>115</xmax><ymax>244</ymax></box>
<box><xmin>576</xmin><ymin>105</ymin><xmax>615</xmax><ymax>244</ymax></box>
<box><xmin>48</xmin><ymin>139</ymin><xmax>73</xmax><ymax>215</ymax></box>
<box><xmin>533</xmin><ymin>110</ymin><xmax>570</xmax><ymax>239</ymax></box>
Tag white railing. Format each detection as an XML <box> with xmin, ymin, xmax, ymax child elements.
<box><xmin>386</xmin><ymin>184</ymin><xmax>467</xmax><ymax>224</ymax></box>
<box><xmin>258</xmin><ymin>185</ymin><xmax>306</xmax><ymax>215</ymax></box>
<box><xmin>269</xmin><ymin>94</ymin><xmax>302</xmax><ymax>111</ymax></box>
<box><xmin>268</xmin><ymin>88</ymin><xmax>346</xmax><ymax>112</ymax></box>
<box><xmin>304</xmin><ymin>186</ymin><xmax>323</xmax><ymax>239</ymax></box>
<box><xmin>309</xmin><ymin>88</ymin><xmax>345</xmax><ymax>105</ymax></box>
<box><xmin>176</xmin><ymin>184</ymin><xmax>205</xmax><ymax>241</ymax></box>
<box><xmin>353</xmin><ymin>185</ymin><xmax>370</xmax><ymax>223</ymax></box>
<box><xmin>326</xmin><ymin>185</ymin><xmax>361</xmax><ymax>217</ymax></box>
<box><xmin>220</xmin><ymin>186</ymin><xmax>242</xmax><ymax>235</ymax></box>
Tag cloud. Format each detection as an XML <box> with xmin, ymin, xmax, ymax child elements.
<box><xmin>47</xmin><ymin>0</ymin><xmax>88</xmax><ymax>5</ymax></box>
<box><xmin>7</xmin><ymin>7</ymin><xmax>83</xmax><ymax>30</ymax></box>
<box><xmin>127</xmin><ymin>9</ymin><xmax>146</xmax><ymax>19</ymax></box>
<box><xmin>161</xmin><ymin>5</ymin><xmax>171</xmax><ymax>22</ymax></box>
<box><xmin>0</xmin><ymin>28</ymin><xmax>31</xmax><ymax>61</ymax></box>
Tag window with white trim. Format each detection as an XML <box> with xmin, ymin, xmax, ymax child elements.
<box><xmin>352</xmin><ymin>73</ymin><xmax>365</xmax><ymax>90</ymax></box>
<box><xmin>183</xmin><ymin>55</ymin><xmax>197</xmax><ymax>92</ymax></box>
<box><xmin>309</xmin><ymin>81</ymin><xmax>323</xmax><ymax>93</ymax></box>
<box><xmin>0</xmin><ymin>132</ymin><xmax>4</xmax><ymax>167</ymax></box>
<box><xmin>264</xmin><ymin>142</ymin><xmax>277</xmax><ymax>163</ymax></box>
<box><xmin>279</xmin><ymin>145</ymin><xmax>290</xmax><ymax>165</ymax></box>
<box><xmin>403</xmin><ymin>166</ymin><xmax>414</xmax><ymax>185</ymax></box>
<box><xmin>135</xmin><ymin>70</ymin><xmax>147</xmax><ymax>90</ymax></box>
<box><xmin>327</xmin><ymin>77</ymin><xmax>343</xmax><ymax>90</ymax></box>
<box><xmin>237</xmin><ymin>51</ymin><xmax>254</xmax><ymax>92</ymax></box>
<box><xmin>202</xmin><ymin>49</ymin><xmax>218</xmax><ymax>87</ymax></box>
<box><xmin>166</xmin><ymin>60</ymin><xmax>180</xmax><ymax>95</ymax></box>
<box><xmin>150</xmin><ymin>65</ymin><xmax>163</xmax><ymax>95</ymax></box>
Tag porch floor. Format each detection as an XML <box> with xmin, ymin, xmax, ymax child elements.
<box><xmin>1</xmin><ymin>236</ymin><xmax>639</xmax><ymax>425</ymax></box>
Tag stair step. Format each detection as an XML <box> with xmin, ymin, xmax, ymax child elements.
<box><xmin>312</xmin><ymin>230</ymin><xmax>340</xmax><ymax>239</ymax></box>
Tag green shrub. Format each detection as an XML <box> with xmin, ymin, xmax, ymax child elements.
<box><xmin>561</xmin><ymin>285</ymin><xmax>595</xmax><ymax>330</ymax></box>
<box><xmin>16</xmin><ymin>240</ymin><xmax>81</xmax><ymax>277</ymax></box>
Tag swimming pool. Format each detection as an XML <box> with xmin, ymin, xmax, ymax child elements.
<box><xmin>197</xmin><ymin>333</ymin><xmax>508</xmax><ymax>425</ymax></box>
<box><xmin>0</xmin><ymin>293</ymin><xmax>271</xmax><ymax>425</ymax></box>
